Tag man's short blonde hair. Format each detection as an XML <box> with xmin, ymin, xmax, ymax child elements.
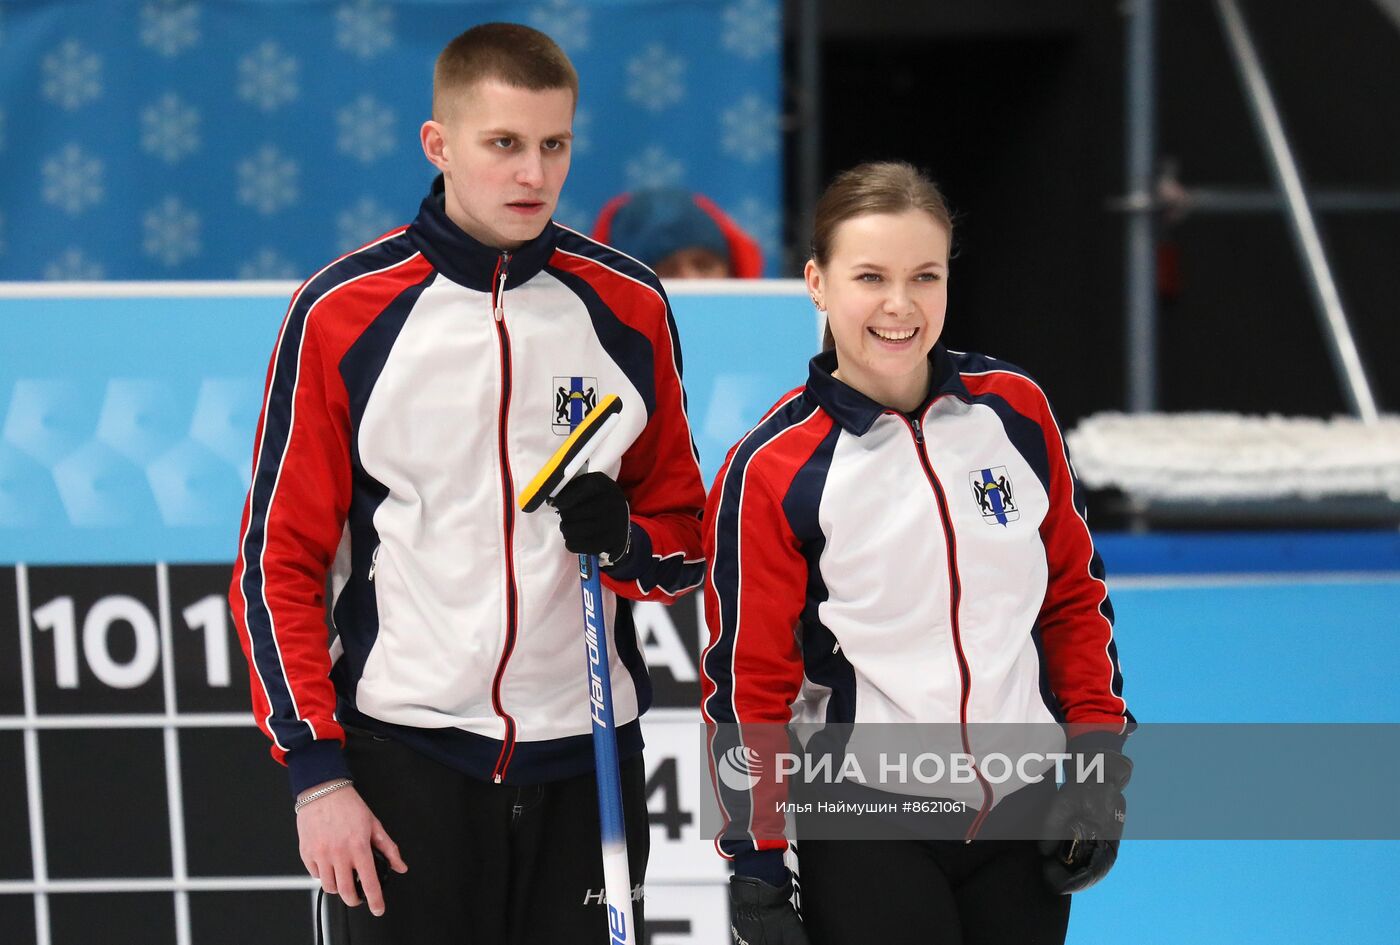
<box><xmin>433</xmin><ymin>22</ymin><xmax>578</xmax><ymax>121</ymax></box>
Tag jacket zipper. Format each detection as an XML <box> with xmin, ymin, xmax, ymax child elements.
<box><xmin>489</xmin><ymin>252</ymin><xmax>520</xmax><ymax>782</ymax></box>
<box><xmin>903</xmin><ymin>414</ymin><xmax>994</xmax><ymax>841</ymax></box>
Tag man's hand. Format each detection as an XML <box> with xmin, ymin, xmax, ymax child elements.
<box><xmin>551</xmin><ymin>472</ymin><xmax>631</xmax><ymax>561</ymax></box>
<box><xmin>730</xmin><ymin>876</ymin><xmax>809</xmax><ymax>945</ymax></box>
<box><xmin>1038</xmin><ymin>748</ymin><xmax>1132</xmax><ymax>894</ymax></box>
<box><xmin>296</xmin><ymin>782</ymin><xmax>408</xmax><ymax>916</ymax></box>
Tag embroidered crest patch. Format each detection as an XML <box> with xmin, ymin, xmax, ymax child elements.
<box><xmin>970</xmin><ymin>466</ymin><xmax>1018</xmax><ymax>524</ymax></box>
<box><xmin>553</xmin><ymin>376</ymin><xmax>599</xmax><ymax>434</ymax></box>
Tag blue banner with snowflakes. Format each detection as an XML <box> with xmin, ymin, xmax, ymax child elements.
<box><xmin>0</xmin><ymin>0</ymin><xmax>783</xmax><ymax>280</ymax></box>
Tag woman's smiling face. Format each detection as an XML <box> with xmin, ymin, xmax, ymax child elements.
<box><xmin>807</xmin><ymin>209</ymin><xmax>951</xmax><ymax>412</ymax></box>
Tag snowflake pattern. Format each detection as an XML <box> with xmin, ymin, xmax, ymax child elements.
<box><xmin>237</xmin><ymin>146</ymin><xmax>300</xmax><ymax>214</ymax></box>
<box><xmin>722</xmin><ymin>0</ymin><xmax>780</xmax><ymax>60</ymax></box>
<box><xmin>529</xmin><ymin>0</ymin><xmax>590</xmax><ymax>53</ymax></box>
<box><xmin>141</xmin><ymin>93</ymin><xmax>200</xmax><ymax>163</ymax></box>
<box><xmin>143</xmin><ymin>196</ymin><xmax>201</xmax><ymax>266</ymax></box>
<box><xmin>337</xmin><ymin>95</ymin><xmax>397</xmax><ymax>164</ymax></box>
<box><xmin>42</xmin><ymin>145</ymin><xmax>105</xmax><ymax>215</ymax></box>
<box><xmin>3</xmin><ymin>6</ymin><xmax>780</xmax><ymax>282</ymax></box>
<box><xmin>626</xmin><ymin>44</ymin><xmax>685</xmax><ymax>112</ymax></box>
<box><xmin>733</xmin><ymin>196</ymin><xmax>781</xmax><ymax>260</ymax></box>
<box><xmin>140</xmin><ymin>1</ymin><xmax>200</xmax><ymax>57</ymax></box>
<box><xmin>625</xmin><ymin>146</ymin><xmax>685</xmax><ymax>190</ymax></box>
<box><xmin>336</xmin><ymin>197</ymin><xmax>397</xmax><ymax>253</ymax></box>
<box><xmin>44</xmin><ymin>248</ymin><xmax>107</xmax><ymax>281</ymax></box>
<box><xmin>238</xmin><ymin>248</ymin><xmax>302</xmax><ymax>281</ymax></box>
<box><xmin>721</xmin><ymin>94</ymin><xmax>781</xmax><ymax>164</ymax></box>
<box><xmin>336</xmin><ymin>0</ymin><xmax>394</xmax><ymax>59</ymax></box>
<box><xmin>41</xmin><ymin>40</ymin><xmax>103</xmax><ymax>110</ymax></box>
<box><xmin>238</xmin><ymin>41</ymin><xmax>299</xmax><ymax>111</ymax></box>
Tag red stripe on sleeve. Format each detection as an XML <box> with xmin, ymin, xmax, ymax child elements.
<box><xmin>962</xmin><ymin>372</ymin><xmax>1128</xmax><ymax>726</ymax></box>
<box><xmin>549</xmin><ymin>251</ymin><xmax>707</xmax><ymax>602</ymax></box>
<box><xmin>230</xmin><ymin>253</ymin><xmax>433</xmax><ymax>764</ymax></box>
<box><xmin>702</xmin><ymin>408</ymin><xmax>833</xmax><ymax>724</ymax></box>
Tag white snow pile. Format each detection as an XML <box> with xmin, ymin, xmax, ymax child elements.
<box><xmin>1065</xmin><ymin>412</ymin><xmax>1400</xmax><ymax>501</ymax></box>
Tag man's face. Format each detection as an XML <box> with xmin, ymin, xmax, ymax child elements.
<box><xmin>422</xmin><ymin>79</ymin><xmax>574</xmax><ymax>250</ymax></box>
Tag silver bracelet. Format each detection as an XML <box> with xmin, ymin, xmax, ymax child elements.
<box><xmin>598</xmin><ymin>509</ymin><xmax>633</xmax><ymax>568</ymax></box>
<box><xmin>294</xmin><ymin>778</ymin><xmax>353</xmax><ymax>812</ymax></box>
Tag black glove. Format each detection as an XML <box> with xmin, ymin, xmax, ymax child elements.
<box><xmin>1038</xmin><ymin>747</ymin><xmax>1132</xmax><ymax>894</ymax></box>
<box><xmin>551</xmin><ymin>472</ymin><xmax>631</xmax><ymax>562</ymax></box>
<box><xmin>730</xmin><ymin>876</ymin><xmax>809</xmax><ymax>945</ymax></box>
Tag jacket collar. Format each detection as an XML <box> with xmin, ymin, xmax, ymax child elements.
<box><xmin>406</xmin><ymin>175</ymin><xmax>559</xmax><ymax>292</ymax></box>
<box><xmin>806</xmin><ymin>343</ymin><xmax>969</xmax><ymax>436</ymax></box>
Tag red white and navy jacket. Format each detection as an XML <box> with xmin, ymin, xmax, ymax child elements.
<box><xmin>700</xmin><ymin>346</ymin><xmax>1131</xmax><ymax>868</ymax></box>
<box><xmin>231</xmin><ymin>178</ymin><xmax>706</xmax><ymax>794</ymax></box>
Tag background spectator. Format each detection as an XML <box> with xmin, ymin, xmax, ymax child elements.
<box><xmin>592</xmin><ymin>188</ymin><xmax>765</xmax><ymax>279</ymax></box>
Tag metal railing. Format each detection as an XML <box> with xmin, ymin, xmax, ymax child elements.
<box><xmin>1120</xmin><ymin>0</ymin><xmax>1384</xmax><ymax>423</ymax></box>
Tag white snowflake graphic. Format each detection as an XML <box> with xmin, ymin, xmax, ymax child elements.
<box><xmin>143</xmin><ymin>196</ymin><xmax>201</xmax><ymax>266</ymax></box>
<box><xmin>733</xmin><ymin>196</ymin><xmax>781</xmax><ymax>259</ymax></box>
<box><xmin>722</xmin><ymin>0</ymin><xmax>780</xmax><ymax>60</ymax></box>
<box><xmin>237</xmin><ymin>146</ymin><xmax>300</xmax><ymax>214</ymax></box>
<box><xmin>42</xmin><ymin>144</ymin><xmax>105</xmax><ymax>215</ymax></box>
<box><xmin>571</xmin><ymin>108</ymin><xmax>592</xmax><ymax>155</ymax></box>
<box><xmin>238</xmin><ymin>248</ymin><xmax>301</xmax><ymax>280</ymax></box>
<box><xmin>626</xmin><ymin>44</ymin><xmax>685</xmax><ymax>112</ymax></box>
<box><xmin>529</xmin><ymin>0</ymin><xmax>590</xmax><ymax>53</ymax></box>
<box><xmin>336</xmin><ymin>0</ymin><xmax>394</xmax><ymax>59</ymax></box>
<box><xmin>337</xmin><ymin>95</ymin><xmax>397</xmax><ymax>164</ymax></box>
<box><xmin>44</xmin><ymin>248</ymin><xmax>107</xmax><ymax>281</ymax></box>
<box><xmin>141</xmin><ymin>93</ymin><xmax>200</xmax><ymax>163</ymax></box>
<box><xmin>336</xmin><ymin>197</ymin><xmax>396</xmax><ymax>252</ymax></box>
<box><xmin>41</xmin><ymin>40</ymin><xmax>103</xmax><ymax>111</ymax></box>
<box><xmin>624</xmin><ymin>146</ymin><xmax>686</xmax><ymax>189</ymax></box>
<box><xmin>721</xmin><ymin>95</ymin><xmax>781</xmax><ymax>164</ymax></box>
<box><xmin>140</xmin><ymin>1</ymin><xmax>200</xmax><ymax>57</ymax></box>
<box><xmin>238</xmin><ymin>41</ymin><xmax>299</xmax><ymax>112</ymax></box>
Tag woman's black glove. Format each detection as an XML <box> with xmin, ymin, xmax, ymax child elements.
<box><xmin>1038</xmin><ymin>747</ymin><xmax>1132</xmax><ymax>894</ymax></box>
<box><xmin>551</xmin><ymin>472</ymin><xmax>631</xmax><ymax>563</ymax></box>
<box><xmin>730</xmin><ymin>876</ymin><xmax>809</xmax><ymax>945</ymax></box>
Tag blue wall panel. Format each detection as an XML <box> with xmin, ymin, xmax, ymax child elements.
<box><xmin>0</xmin><ymin>0</ymin><xmax>784</xmax><ymax>279</ymax></box>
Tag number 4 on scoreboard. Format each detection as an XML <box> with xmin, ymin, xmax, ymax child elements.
<box><xmin>645</xmin><ymin>756</ymin><xmax>693</xmax><ymax>841</ymax></box>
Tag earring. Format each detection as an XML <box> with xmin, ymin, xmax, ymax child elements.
<box><xmin>811</xmin><ymin>296</ymin><xmax>825</xmax><ymax>312</ymax></box>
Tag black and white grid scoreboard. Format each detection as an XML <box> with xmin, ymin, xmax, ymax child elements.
<box><xmin>0</xmin><ymin>565</ymin><xmax>727</xmax><ymax>944</ymax></box>
<box><xmin>0</xmin><ymin>284</ymin><xmax>815</xmax><ymax>945</ymax></box>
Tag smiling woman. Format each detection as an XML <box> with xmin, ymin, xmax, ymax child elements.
<box><xmin>807</xmin><ymin>208</ymin><xmax>950</xmax><ymax>412</ymax></box>
<box><xmin>807</xmin><ymin>161</ymin><xmax>955</xmax><ymax>411</ymax></box>
<box><xmin>703</xmin><ymin>160</ymin><xmax>1134</xmax><ymax>945</ymax></box>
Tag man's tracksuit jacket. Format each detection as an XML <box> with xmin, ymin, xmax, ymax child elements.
<box><xmin>231</xmin><ymin>179</ymin><xmax>706</xmax><ymax>794</ymax></box>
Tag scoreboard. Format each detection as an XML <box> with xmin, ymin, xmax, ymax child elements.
<box><xmin>0</xmin><ymin>282</ymin><xmax>814</xmax><ymax>945</ymax></box>
<box><xmin>0</xmin><ymin>564</ymin><xmax>726</xmax><ymax>945</ymax></box>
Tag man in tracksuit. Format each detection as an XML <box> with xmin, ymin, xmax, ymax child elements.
<box><xmin>229</xmin><ymin>23</ymin><xmax>705</xmax><ymax>943</ymax></box>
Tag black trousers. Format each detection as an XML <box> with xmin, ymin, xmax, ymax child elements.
<box><xmin>794</xmin><ymin>783</ymin><xmax>1071</xmax><ymax>945</ymax></box>
<box><xmin>328</xmin><ymin>726</ymin><xmax>649</xmax><ymax>945</ymax></box>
